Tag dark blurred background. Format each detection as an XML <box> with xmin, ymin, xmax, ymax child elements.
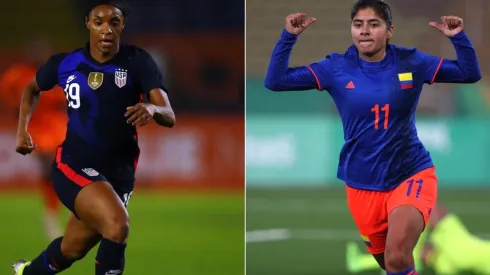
<box><xmin>0</xmin><ymin>1</ymin><xmax>244</xmax><ymax>274</ymax></box>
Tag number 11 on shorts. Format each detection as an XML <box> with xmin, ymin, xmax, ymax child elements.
<box><xmin>406</xmin><ymin>179</ymin><xmax>423</xmax><ymax>199</ymax></box>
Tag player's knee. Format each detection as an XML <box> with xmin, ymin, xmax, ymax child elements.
<box><xmin>101</xmin><ymin>212</ymin><xmax>130</xmax><ymax>243</ymax></box>
<box><xmin>384</xmin><ymin>248</ymin><xmax>412</xmax><ymax>271</ymax></box>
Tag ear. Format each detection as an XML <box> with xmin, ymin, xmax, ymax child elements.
<box><xmin>85</xmin><ymin>16</ymin><xmax>89</xmax><ymax>29</ymax></box>
<box><xmin>387</xmin><ymin>24</ymin><xmax>394</xmax><ymax>39</ymax></box>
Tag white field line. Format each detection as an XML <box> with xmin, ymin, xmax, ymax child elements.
<box><xmin>246</xmin><ymin>228</ymin><xmax>490</xmax><ymax>243</ymax></box>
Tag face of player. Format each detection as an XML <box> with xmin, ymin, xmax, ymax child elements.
<box><xmin>85</xmin><ymin>5</ymin><xmax>125</xmax><ymax>56</ymax></box>
<box><xmin>351</xmin><ymin>7</ymin><xmax>394</xmax><ymax>61</ymax></box>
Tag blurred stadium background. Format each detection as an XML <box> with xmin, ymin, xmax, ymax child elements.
<box><xmin>246</xmin><ymin>0</ymin><xmax>490</xmax><ymax>274</ymax></box>
<box><xmin>0</xmin><ymin>1</ymin><xmax>244</xmax><ymax>275</ymax></box>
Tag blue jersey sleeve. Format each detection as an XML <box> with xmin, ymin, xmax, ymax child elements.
<box><xmin>264</xmin><ymin>29</ymin><xmax>322</xmax><ymax>92</ymax></box>
<box><xmin>307</xmin><ymin>56</ymin><xmax>335</xmax><ymax>91</ymax></box>
<box><xmin>35</xmin><ymin>53</ymin><xmax>66</xmax><ymax>91</ymax></box>
<box><xmin>135</xmin><ymin>50</ymin><xmax>167</xmax><ymax>94</ymax></box>
<box><xmin>417</xmin><ymin>31</ymin><xmax>481</xmax><ymax>84</ymax></box>
<box><xmin>416</xmin><ymin>51</ymin><xmax>443</xmax><ymax>85</ymax></box>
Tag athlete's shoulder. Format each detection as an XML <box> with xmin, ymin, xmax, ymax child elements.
<box><xmin>311</xmin><ymin>51</ymin><xmax>348</xmax><ymax>70</ymax></box>
<box><xmin>48</xmin><ymin>48</ymin><xmax>87</xmax><ymax>70</ymax></box>
<box><xmin>46</xmin><ymin>52</ymin><xmax>70</xmax><ymax>66</ymax></box>
<box><xmin>308</xmin><ymin>46</ymin><xmax>357</xmax><ymax>90</ymax></box>
<box><xmin>119</xmin><ymin>44</ymin><xmax>165</xmax><ymax>92</ymax></box>
<box><xmin>325</xmin><ymin>51</ymin><xmax>345</xmax><ymax>60</ymax></box>
<box><xmin>324</xmin><ymin>44</ymin><xmax>362</xmax><ymax>66</ymax></box>
<box><xmin>389</xmin><ymin>44</ymin><xmax>428</xmax><ymax>63</ymax></box>
<box><xmin>119</xmin><ymin>44</ymin><xmax>153</xmax><ymax>60</ymax></box>
<box><xmin>322</xmin><ymin>49</ymin><xmax>352</xmax><ymax>63</ymax></box>
<box><xmin>389</xmin><ymin>44</ymin><xmax>418</xmax><ymax>54</ymax></box>
<box><xmin>37</xmin><ymin>52</ymin><xmax>73</xmax><ymax>91</ymax></box>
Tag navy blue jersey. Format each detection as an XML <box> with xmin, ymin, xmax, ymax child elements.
<box><xmin>265</xmin><ymin>30</ymin><xmax>481</xmax><ymax>191</ymax></box>
<box><xmin>36</xmin><ymin>44</ymin><xmax>166</xmax><ymax>172</ymax></box>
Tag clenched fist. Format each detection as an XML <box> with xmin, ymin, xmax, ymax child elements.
<box><xmin>16</xmin><ymin>130</ymin><xmax>37</xmax><ymax>155</ymax></box>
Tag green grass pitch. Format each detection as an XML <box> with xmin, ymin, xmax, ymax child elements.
<box><xmin>247</xmin><ymin>186</ymin><xmax>490</xmax><ymax>275</ymax></box>
<box><xmin>1</xmin><ymin>191</ymin><xmax>244</xmax><ymax>275</ymax></box>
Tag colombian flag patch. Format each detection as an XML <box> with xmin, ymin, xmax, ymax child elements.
<box><xmin>398</xmin><ymin>72</ymin><xmax>413</xmax><ymax>89</ymax></box>
<box><xmin>361</xmin><ymin>235</ymin><xmax>372</xmax><ymax>247</ymax></box>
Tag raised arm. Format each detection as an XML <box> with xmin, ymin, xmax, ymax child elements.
<box><xmin>264</xmin><ymin>13</ymin><xmax>322</xmax><ymax>92</ymax></box>
<box><xmin>423</xmin><ymin>16</ymin><xmax>481</xmax><ymax>84</ymax></box>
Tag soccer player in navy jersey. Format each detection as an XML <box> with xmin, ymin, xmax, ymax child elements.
<box><xmin>264</xmin><ymin>0</ymin><xmax>481</xmax><ymax>274</ymax></box>
<box><xmin>12</xmin><ymin>2</ymin><xmax>175</xmax><ymax>275</ymax></box>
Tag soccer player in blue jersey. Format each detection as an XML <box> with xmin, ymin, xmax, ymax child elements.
<box><xmin>264</xmin><ymin>0</ymin><xmax>481</xmax><ymax>274</ymax></box>
<box><xmin>12</xmin><ymin>2</ymin><xmax>175</xmax><ymax>275</ymax></box>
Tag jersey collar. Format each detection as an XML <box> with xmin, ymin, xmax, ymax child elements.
<box><xmin>82</xmin><ymin>43</ymin><xmax>122</xmax><ymax>66</ymax></box>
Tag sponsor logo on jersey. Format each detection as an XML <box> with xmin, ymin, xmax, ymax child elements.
<box><xmin>67</xmin><ymin>75</ymin><xmax>76</xmax><ymax>84</ymax></box>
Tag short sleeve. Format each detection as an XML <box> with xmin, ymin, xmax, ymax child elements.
<box><xmin>307</xmin><ymin>55</ymin><xmax>335</xmax><ymax>91</ymax></box>
<box><xmin>36</xmin><ymin>53</ymin><xmax>65</xmax><ymax>91</ymax></box>
<box><xmin>135</xmin><ymin>50</ymin><xmax>167</xmax><ymax>94</ymax></box>
<box><xmin>415</xmin><ymin>50</ymin><xmax>443</xmax><ymax>85</ymax></box>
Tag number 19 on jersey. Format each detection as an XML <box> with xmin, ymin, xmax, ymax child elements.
<box><xmin>64</xmin><ymin>83</ymin><xmax>81</xmax><ymax>109</ymax></box>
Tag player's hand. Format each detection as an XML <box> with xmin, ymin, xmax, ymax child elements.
<box><xmin>429</xmin><ymin>16</ymin><xmax>464</xmax><ymax>38</ymax></box>
<box><xmin>15</xmin><ymin>130</ymin><xmax>37</xmax><ymax>155</ymax></box>
<box><xmin>285</xmin><ymin>13</ymin><xmax>316</xmax><ymax>35</ymax></box>
<box><xmin>125</xmin><ymin>103</ymin><xmax>156</xmax><ymax>127</ymax></box>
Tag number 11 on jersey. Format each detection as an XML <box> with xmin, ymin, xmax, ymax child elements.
<box><xmin>371</xmin><ymin>104</ymin><xmax>390</xmax><ymax>130</ymax></box>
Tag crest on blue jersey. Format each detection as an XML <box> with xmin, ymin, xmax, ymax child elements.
<box><xmin>88</xmin><ymin>72</ymin><xmax>104</xmax><ymax>90</ymax></box>
<box><xmin>115</xmin><ymin>68</ymin><xmax>128</xmax><ymax>88</ymax></box>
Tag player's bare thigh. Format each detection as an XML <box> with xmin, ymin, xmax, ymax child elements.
<box><xmin>385</xmin><ymin>167</ymin><xmax>438</xmax><ymax>270</ymax></box>
<box><xmin>60</xmin><ymin>214</ymin><xmax>101</xmax><ymax>259</ymax></box>
<box><xmin>74</xmin><ymin>181</ymin><xmax>130</xmax><ymax>243</ymax></box>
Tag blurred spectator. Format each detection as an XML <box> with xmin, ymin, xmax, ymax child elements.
<box><xmin>0</xmin><ymin>37</ymin><xmax>66</xmax><ymax>239</ymax></box>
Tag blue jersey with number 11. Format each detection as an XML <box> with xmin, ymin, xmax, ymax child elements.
<box><xmin>265</xmin><ymin>30</ymin><xmax>481</xmax><ymax>191</ymax></box>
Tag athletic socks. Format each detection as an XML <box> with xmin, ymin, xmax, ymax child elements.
<box><xmin>23</xmin><ymin>237</ymin><xmax>76</xmax><ymax>274</ymax></box>
<box><xmin>95</xmin><ymin>238</ymin><xmax>127</xmax><ymax>275</ymax></box>
<box><xmin>387</xmin><ymin>266</ymin><xmax>417</xmax><ymax>275</ymax></box>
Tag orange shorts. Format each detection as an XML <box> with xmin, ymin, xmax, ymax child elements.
<box><xmin>346</xmin><ymin>167</ymin><xmax>438</xmax><ymax>254</ymax></box>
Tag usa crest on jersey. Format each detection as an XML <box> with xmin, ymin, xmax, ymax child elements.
<box><xmin>115</xmin><ymin>68</ymin><xmax>128</xmax><ymax>88</ymax></box>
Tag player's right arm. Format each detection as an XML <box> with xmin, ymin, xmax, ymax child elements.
<box><xmin>15</xmin><ymin>54</ymin><xmax>65</xmax><ymax>155</ymax></box>
<box><xmin>264</xmin><ymin>13</ymin><xmax>332</xmax><ymax>92</ymax></box>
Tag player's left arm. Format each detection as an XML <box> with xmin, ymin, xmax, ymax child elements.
<box><xmin>148</xmin><ymin>88</ymin><xmax>175</xmax><ymax>127</ymax></box>
<box><xmin>126</xmin><ymin>50</ymin><xmax>175</xmax><ymax>128</ymax></box>
<box><xmin>125</xmin><ymin>89</ymin><xmax>175</xmax><ymax>128</ymax></box>
<box><xmin>421</xmin><ymin>16</ymin><xmax>482</xmax><ymax>84</ymax></box>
